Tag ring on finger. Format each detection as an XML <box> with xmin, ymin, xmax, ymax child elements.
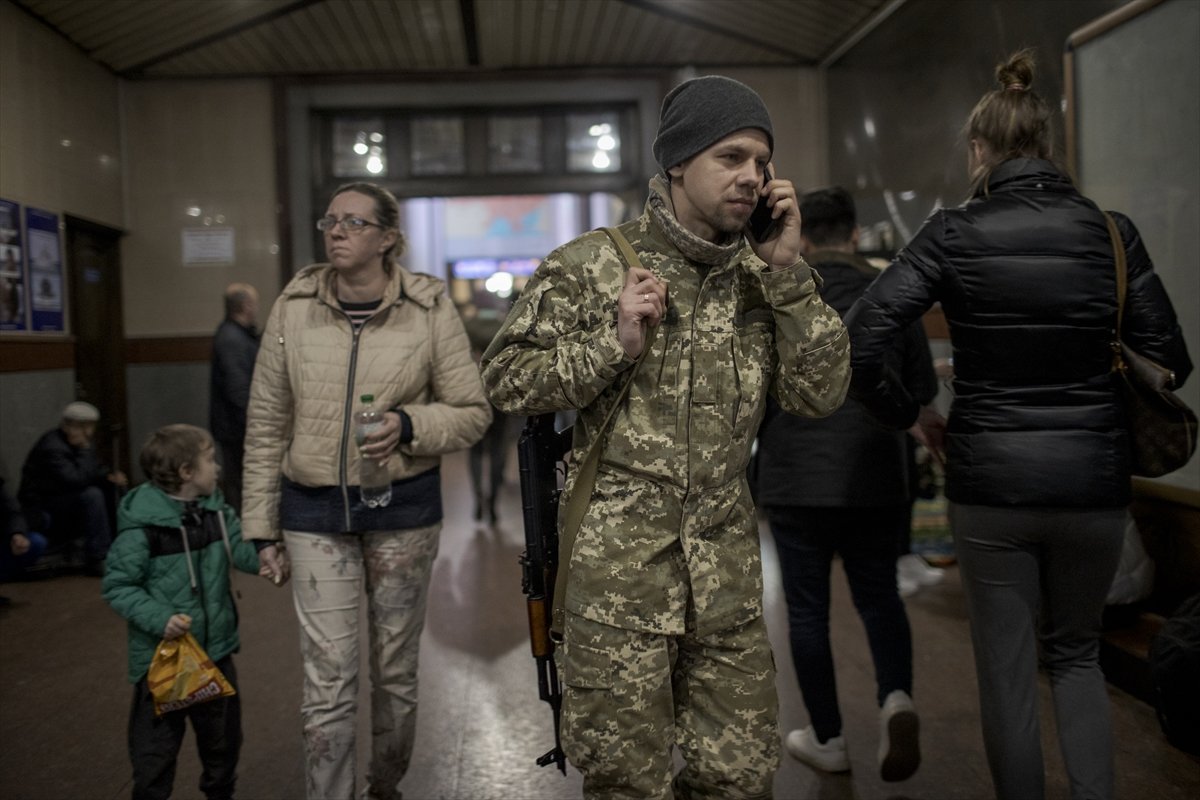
<box><xmin>642</xmin><ymin>293</ymin><xmax>650</xmax><ymax>303</ymax></box>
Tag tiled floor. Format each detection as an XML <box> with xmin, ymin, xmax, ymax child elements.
<box><xmin>1</xmin><ymin>448</ymin><xmax>1197</xmax><ymax>799</ymax></box>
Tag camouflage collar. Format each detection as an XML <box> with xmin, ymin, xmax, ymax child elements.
<box><xmin>646</xmin><ymin>175</ymin><xmax>743</xmax><ymax>267</ymax></box>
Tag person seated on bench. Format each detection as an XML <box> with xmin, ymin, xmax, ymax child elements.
<box><xmin>18</xmin><ymin>402</ymin><xmax>127</xmax><ymax>576</ymax></box>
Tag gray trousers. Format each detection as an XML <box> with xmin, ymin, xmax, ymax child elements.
<box><xmin>949</xmin><ymin>504</ymin><xmax>1124</xmax><ymax>800</ymax></box>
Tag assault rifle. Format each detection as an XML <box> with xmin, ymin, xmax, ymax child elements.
<box><xmin>518</xmin><ymin>413</ymin><xmax>573</xmax><ymax>774</ymax></box>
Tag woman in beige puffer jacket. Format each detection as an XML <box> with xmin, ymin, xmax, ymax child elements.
<box><xmin>242</xmin><ymin>181</ymin><xmax>490</xmax><ymax>800</ymax></box>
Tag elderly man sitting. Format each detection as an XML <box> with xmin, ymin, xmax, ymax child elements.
<box><xmin>18</xmin><ymin>402</ymin><xmax>127</xmax><ymax>576</ymax></box>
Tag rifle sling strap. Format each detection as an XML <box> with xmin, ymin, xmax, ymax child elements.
<box><xmin>550</xmin><ymin>226</ymin><xmax>657</xmax><ymax>639</ymax></box>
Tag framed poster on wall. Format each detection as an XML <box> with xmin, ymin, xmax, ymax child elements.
<box><xmin>0</xmin><ymin>198</ymin><xmax>27</xmax><ymax>331</ymax></box>
<box><xmin>24</xmin><ymin>207</ymin><xmax>65</xmax><ymax>332</ymax></box>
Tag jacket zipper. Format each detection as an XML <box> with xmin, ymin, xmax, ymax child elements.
<box><xmin>192</xmin><ymin>523</ymin><xmax>209</xmax><ymax>651</ymax></box>
<box><xmin>330</xmin><ymin>293</ymin><xmax>392</xmax><ymax>531</ymax></box>
<box><xmin>339</xmin><ymin>324</ymin><xmax>363</xmax><ymax>530</ymax></box>
<box><xmin>197</xmin><ymin>564</ymin><xmax>208</xmax><ymax>651</ymax></box>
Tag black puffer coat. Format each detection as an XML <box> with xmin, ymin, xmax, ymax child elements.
<box><xmin>756</xmin><ymin>252</ymin><xmax>936</xmax><ymax>508</ymax></box>
<box><xmin>846</xmin><ymin>159</ymin><xmax>1191</xmax><ymax>508</ymax></box>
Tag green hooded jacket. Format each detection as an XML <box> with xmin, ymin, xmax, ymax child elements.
<box><xmin>102</xmin><ymin>482</ymin><xmax>261</xmax><ymax>683</ymax></box>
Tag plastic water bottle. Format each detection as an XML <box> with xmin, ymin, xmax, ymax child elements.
<box><xmin>354</xmin><ymin>394</ymin><xmax>392</xmax><ymax>508</ymax></box>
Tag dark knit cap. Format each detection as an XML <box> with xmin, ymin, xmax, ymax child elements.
<box><xmin>652</xmin><ymin>75</ymin><xmax>774</xmax><ymax>172</ymax></box>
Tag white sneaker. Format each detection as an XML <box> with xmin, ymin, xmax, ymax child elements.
<box><xmin>785</xmin><ymin>726</ymin><xmax>850</xmax><ymax>773</ymax></box>
<box><xmin>897</xmin><ymin>573</ymin><xmax>919</xmax><ymax>598</ymax></box>
<box><xmin>898</xmin><ymin>553</ymin><xmax>945</xmax><ymax>587</ymax></box>
<box><xmin>878</xmin><ymin>690</ymin><xmax>920</xmax><ymax>782</ymax></box>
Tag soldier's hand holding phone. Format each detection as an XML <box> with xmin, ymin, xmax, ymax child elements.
<box><xmin>746</xmin><ymin>165</ymin><xmax>803</xmax><ymax>271</ymax></box>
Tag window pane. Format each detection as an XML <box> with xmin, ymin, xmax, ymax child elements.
<box><xmin>332</xmin><ymin>117</ymin><xmax>387</xmax><ymax>178</ymax></box>
<box><xmin>411</xmin><ymin>117</ymin><xmax>465</xmax><ymax>176</ymax></box>
<box><xmin>488</xmin><ymin>116</ymin><xmax>542</xmax><ymax>173</ymax></box>
<box><xmin>566</xmin><ymin>112</ymin><xmax>621</xmax><ymax>173</ymax></box>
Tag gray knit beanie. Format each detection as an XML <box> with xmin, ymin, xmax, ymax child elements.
<box><xmin>652</xmin><ymin>75</ymin><xmax>774</xmax><ymax>172</ymax></box>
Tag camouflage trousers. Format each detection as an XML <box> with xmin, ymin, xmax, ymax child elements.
<box><xmin>284</xmin><ymin>525</ymin><xmax>440</xmax><ymax>800</ymax></box>
<box><xmin>558</xmin><ymin>612</ymin><xmax>780</xmax><ymax>799</ymax></box>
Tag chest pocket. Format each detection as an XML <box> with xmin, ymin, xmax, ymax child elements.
<box><xmin>732</xmin><ymin>308</ymin><xmax>774</xmax><ymax>435</ymax></box>
<box><xmin>648</xmin><ymin>313</ymin><xmax>683</xmax><ymax>423</ymax></box>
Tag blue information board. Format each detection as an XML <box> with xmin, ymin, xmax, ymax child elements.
<box><xmin>24</xmin><ymin>207</ymin><xmax>64</xmax><ymax>332</ymax></box>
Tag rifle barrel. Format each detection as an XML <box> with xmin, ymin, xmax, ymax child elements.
<box><xmin>516</xmin><ymin>414</ymin><xmax>571</xmax><ymax>776</ymax></box>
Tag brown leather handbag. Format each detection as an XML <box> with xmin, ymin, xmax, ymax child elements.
<box><xmin>1105</xmin><ymin>211</ymin><xmax>1197</xmax><ymax>477</ymax></box>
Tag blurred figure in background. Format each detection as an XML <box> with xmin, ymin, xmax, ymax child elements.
<box><xmin>898</xmin><ymin>445</ymin><xmax>946</xmax><ymax>596</ymax></box>
<box><xmin>846</xmin><ymin>50</ymin><xmax>1192</xmax><ymax>800</ymax></box>
<box><xmin>461</xmin><ymin>302</ymin><xmax>514</xmax><ymax>526</ymax></box>
<box><xmin>18</xmin><ymin>401</ymin><xmax>127</xmax><ymax>576</ymax></box>
<box><xmin>209</xmin><ymin>282</ymin><xmax>260</xmax><ymax>512</ymax></box>
<box><xmin>758</xmin><ymin>186</ymin><xmax>935</xmax><ymax>782</ymax></box>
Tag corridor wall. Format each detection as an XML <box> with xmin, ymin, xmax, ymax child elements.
<box><xmin>0</xmin><ymin>0</ymin><xmax>122</xmax><ymax>481</ymax></box>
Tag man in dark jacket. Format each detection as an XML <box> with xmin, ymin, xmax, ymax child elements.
<box><xmin>18</xmin><ymin>401</ymin><xmax>127</xmax><ymax>575</ymax></box>
<box><xmin>757</xmin><ymin>188</ymin><xmax>937</xmax><ymax>782</ymax></box>
<box><xmin>209</xmin><ymin>283</ymin><xmax>260</xmax><ymax>511</ymax></box>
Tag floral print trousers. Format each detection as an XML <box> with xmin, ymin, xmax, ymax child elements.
<box><xmin>284</xmin><ymin>524</ymin><xmax>440</xmax><ymax>800</ymax></box>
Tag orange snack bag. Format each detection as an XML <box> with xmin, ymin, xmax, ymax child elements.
<box><xmin>146</xmin><ymin>632</ymin><xmax>236</xmax><ymax>716</ymax></box>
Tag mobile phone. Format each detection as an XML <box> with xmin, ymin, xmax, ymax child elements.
<box><xmin>747</xmin><ymin>166</ymin><xmax>777</xmax><ymax>242</ymax></box>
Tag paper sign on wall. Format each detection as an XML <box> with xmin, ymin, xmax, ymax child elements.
<box><xmin>182</xmin><ymin>228</ymin><xmax>235</xmax><ymax>266</ymax></box>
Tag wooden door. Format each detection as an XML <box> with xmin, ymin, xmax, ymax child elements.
<box><xmin>64</xmin><ymin>215</ymin><xmax>129</xmax><ymax>478</ymax></box>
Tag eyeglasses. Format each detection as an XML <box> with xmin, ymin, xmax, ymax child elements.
<box><xmin>316</xmin><ymin>215</ymin><xmax>384</xmax><ymax>234</ymax></box>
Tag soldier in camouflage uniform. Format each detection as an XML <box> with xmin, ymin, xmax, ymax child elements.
<box><xmin>481</xmin><ymin>76</ymin><xmax>850</xmax><ymax>799</ymax></box>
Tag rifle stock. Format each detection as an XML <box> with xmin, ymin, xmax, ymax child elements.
<box><xmin>518</xmin><ymin>413</ymin><xmax>572</xmax><ymax>774</ymax></box>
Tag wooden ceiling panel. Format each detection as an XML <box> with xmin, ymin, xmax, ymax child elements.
<box><xmin>89</xmin><ymin>4</ymin><xmax>228</xmax><ymax>70</ymax></box>
<box><xmin>374</xmin><ymin>0</ymin><xmax>415</xmax><ymax>68</ymax></box>
<box><xmin>633</xmin><ymin>0</ymin><xmax>889</xmax><ymax>62</ymax></box>
<box><xmin>12</xmin><ymin>0</ymin><xmax>896</xmax><ymax>77</ymax></box>
<box><xmin>479</xmin><ymin>0</ymin><xmax>791</xmax><ymax>69</ymax></box>
<box><xmin>139</xmin><ymin>0</ymin><xmax>463</xmax><ymax>76</ymax></box>
<box><xmin>19</xmin><ymin>0</ymin><xmax>305</xmax><ymax>73</ymax></box>
<box><xmin>36</xmin><ymin>0</ymin><xmax>135</xmax><ymax>39</ymax></box>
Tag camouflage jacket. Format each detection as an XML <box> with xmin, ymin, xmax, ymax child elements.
<box><xmin>482</xmin><ymin>185</ymin><xmax>849</xmax><ymax>636</ymax></box>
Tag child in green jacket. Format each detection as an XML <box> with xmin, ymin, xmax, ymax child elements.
<box><xmin>102</xmin><ymin>424</ymin><xmax>269</xmax><ymax>800</ymax></box>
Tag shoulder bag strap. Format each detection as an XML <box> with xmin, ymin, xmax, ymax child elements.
<box><xmin>1103</xmin><ymin>211</ymin><xmax>1127</xmax><ymax>371</ymax></box>
<box><xmin>551</xmin><ymin>226</ymin><xmax>657</xmax><ymax>637</ymax></box>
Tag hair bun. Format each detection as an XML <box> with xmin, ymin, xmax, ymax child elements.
<box><xmin>996</xmin><ymin>49</ymin><xmax>1036</xmax><ymax>93</ymax></box>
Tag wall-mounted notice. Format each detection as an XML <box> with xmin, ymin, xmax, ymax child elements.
<box><xmin>0</xmin><ymin>198</ymin><xmax>27</xmax><ymax>331</ymax></box>
<box><xmin>182</xmin><ymin>227</ymin><xmax>235</xmax><ymax>266</ymax></box>
<box><xmin>25</xmin><ymin>207</ymin><xmax>64</xmax><ymax>332</ymax></box>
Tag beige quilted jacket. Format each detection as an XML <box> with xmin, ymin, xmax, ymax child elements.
<box><xmin>240</xmin><ymin>263</ymin><xmax>492</xmax><ymax>541</ymax></box>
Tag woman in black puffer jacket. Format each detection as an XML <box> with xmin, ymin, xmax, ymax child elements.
<box><xmin>845</xmin><ymin>50</ymin><xmax>1191</xmax><ymax>800</ymax></box>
